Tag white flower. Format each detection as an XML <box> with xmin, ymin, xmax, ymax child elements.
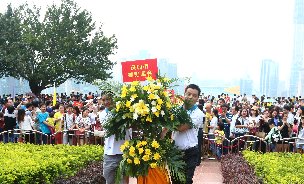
<box><xmin>151</xmin><ymin>101</ymin><xmax>156</xmax><ymax>106</ymax></box>
<box><xmin>133</xmin><ymin>113</ymin><xmax>139</xmax><ymax>120</ymax></box>
<box><xmin>130</xmin><ymin>97</ymin><xmax>135</xmax><ymax>102</ymax></box>
<box><xmin>154</xmin><ymin>94</ymin><xmax>160</xmax><ymax>99</ymax></box>
<box><xmin>161</xmin><ymin>110</ymin><xmax>165</xmax><ymax>116</ymax></box>
<box><xmin>122</xmin><ymin>115</ymin><xmax>126</xmax><ymax>119</ymax></box>
<box><xmin>116</xmin><ymin>101</ymin><xmax>121</xmax><ymax>106</ymax></box>
<box><xmin>151</xmin><ymin>107</ymin><xmax>157</xmax><ymax>113</ymax></box>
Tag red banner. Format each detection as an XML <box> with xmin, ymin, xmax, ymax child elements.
<box><xmin>121</xmin><ymin>59</ymin><xmax>158</xmax><ymax>82</ymax></box>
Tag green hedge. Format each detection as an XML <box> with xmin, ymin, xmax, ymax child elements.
<box><xmin>0</xmin><ymin>143</ymin><xmax>103</xmax><ymax>184</ymax></box>
<box><xmin>243</xmin><ymin>150</ymin><xmax>304</xmax><ymax>184</ymax></box>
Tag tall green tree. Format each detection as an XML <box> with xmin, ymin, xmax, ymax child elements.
<box><xmin>0</xmin><ymin>0</ymin><xmax>117</xmax><ymax>95</ymax></box>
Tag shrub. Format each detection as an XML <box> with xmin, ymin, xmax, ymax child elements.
<box><xmin>0</xmin><ymin>143</ymin><xmax>103</xmax><ymax>184</ymax></box>
<box><xmin>243</xmin><ymin>150</ymin><xmax>304</xmax><ymax>184</ymax></box>
<box><xmin>221</xmin><ymin>153</ymin><xmax>260</xmax><ymax>184</ymax></box>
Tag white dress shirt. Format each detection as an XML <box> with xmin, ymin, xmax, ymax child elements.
<box><xmin>101</xmin><ymin>109</ymin><xmax>130</xmax><ymax>155</ymax></box>
<box><xmin>173</xmin><ymin>106</ymin><xmax>205</xmax><ymax>150</ymax></box>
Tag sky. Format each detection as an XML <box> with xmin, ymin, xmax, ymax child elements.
<box><xmin>0</xmin><ymin>0</ymin><xmax>296</xmax><ymax>85</ymax></box>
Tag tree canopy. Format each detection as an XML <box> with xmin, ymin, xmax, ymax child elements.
<box><xmin>0</xmin><ymin>0</ymin><xmax>117</xmax><ymax>95</ymax></box>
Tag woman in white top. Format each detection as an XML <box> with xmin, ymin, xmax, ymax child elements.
<box><xmin>233</xmin><ymin>109</ymin><xmax>250</xmax><ymax>137</ymax></box>
<box><xmin>208</xmin><ymin>109</ymin><xmax>219</xmax><ymax>156</ymax></box>
<box><xmin>248</xmin><ymin>106</ymin><xmax>260</xmax><ymax>135</ymax></box>
<box><xmin>75</xmin><ymin>108</ymin><xmax>91</xmax><ymax>145</ymax></box>
<box><xmin>209</xmin><ymin>109</ymin><xmax>219</xmax><ymax>134</ymax></box>
<box><xmin>17</xmin><ymin>109</ymin><xmax>34</xmax><ymax>143</ymax></box>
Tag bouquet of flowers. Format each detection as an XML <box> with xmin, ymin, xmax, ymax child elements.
<box><xmin>116</xmin><ymin>138</ymin><xmax>187</xmax><ymax>182</ymax></box>
<box><xmin>102</xmin><ymin>75</ymin><xmax>193</xmax><ymax>183</ymax></box>
<box><xmin>103</xmin><ymin>76</ymin><xmax>193</xmax><ymax>140</ymax></box>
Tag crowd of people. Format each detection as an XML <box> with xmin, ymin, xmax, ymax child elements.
<box><xmin>1</xmin><ymin>89</ymin><xmax>304</xmax><ymax>184</ymax></box>
<box><xmin>198</xmin><ymin>93</ymin><xmax>304</xmax><ymax>161</ymax></box>
<box><xmin>0</xmin><ymin>92</ymin><xmax>106</xmax><ymax>145</ymax></box>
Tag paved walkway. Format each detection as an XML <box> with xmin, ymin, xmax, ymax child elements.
<box><xmin>129</xmin><ymin>160</ymin><xmax>223</xmax><ymax>184</ymax></box>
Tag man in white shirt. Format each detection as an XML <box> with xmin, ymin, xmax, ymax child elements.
<box><xmin>101</xmin><ymin>94</ymin><xmax>129</xmax><ymax>184</ymax></box>
<box><xmin>172</xmin><ymin>84</ymin><xmax>204</xmax><ymax>184</ymax></box>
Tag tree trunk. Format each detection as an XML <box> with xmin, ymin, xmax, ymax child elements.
<box><xmin>29</xmin><ymin>81</ymin><xmax>45</xmax><ymax>96</ymax></box>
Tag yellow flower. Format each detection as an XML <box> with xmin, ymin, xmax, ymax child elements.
<box><xmin>134</xmin><ymin>157</ymin><xmax>140</xmax><ymax>165</ymax></box>
<box><xmin>126</xmin><ymin>101</ymin><xmax>131</xmax><ymax>108</ymax></box>
<box><xmin>146</xmin><ymin>116</ymin><xmax>152</xmax><ymax>123</ymax></box>
<box><xmin>148</xmin><ymin>93</ymin><xmax>155</xmax><ymax>100</ymax></box>
<box><xmin>134</xmin><ymin>100</ymin><xmax>149</xmax><ymax>116</ymax></box>
<box><xmin>166</xmin><ymin>102</ymin><xmax>171</xmax><ymax>109</ymax></box>
<box><xmin>116</xmin><ymin>102</ymin><xmax>121</xmax><ymax>112</ymax></box>
<box><xmin>121</xmin><ymin>91</ymin><xmax>127</xmax><ymax>98</ymax></box>
<box><xmin>154</xmin><ymin>111</ymin><xmax>160</xmax><ymax>117</ymax></box>
<box><xmin>141</xmin><ymin>141</ymin><xmax>147</xmax><ymax>146</ymax></box>
<box><xmin>122</xmin><ymin>85</ymin><xmax>128</xmax><ymax>91</ymax></box>
<box><xmin>150</xmin><ymin>163</ymin><xmax>157</xmax><ymax>168</ymax></box>
<box><xmin>157</xmin><ymin>98</ymin><xmax>163</xmax><ymax>105</ymax></box>
<box><xmin>129</xmin><ymin>146</ymin><xmax>135</xmax><ymax>152</ymax></box>
<box><xmin>127</xmin><ymin>158</ymin><xmax>133</xmax><ymax>164</ymax></box>
<box><xmin>146</xmin><ymin>76</ymin><xmax>154</xmax><ymax>82</ymax></box>
<box><xmin>143</xmin><ymin>85</ymin><xmax>149</xmax><ymax>91</ymax></box>
<box><xmin>120</xmin><ymin>145</ymin><xmax>126</xmax><ymax>152</ymax></box>
<box><xmin>129</xmin><ymin>106</ymin><xmax>135</xmax><ymax>113</ymax></box>
<box><xmin>136</xmin><ymin>142</ymin><xmax>142</xmax><ymax>148</ymax></box>
<box><xmin>156</xmin><ymin>104</ymin><xmax>161</xmax><ymax>110</ymax></box>
<box><xmin>145</xmin><ymin>149</ymin><xmax>151</xmax><ymax>155</ymax></box>
<box><xmin>142</xmin><ymin>155</ymin><xmax>150</xmax><ymax>161</ymax></box>
<box><xmin>124</xmin><ymin>141</ymin><xmax>129</xmax><ymax>147</ymax></box>
<box><xmin>154</xmin><ymin>85</ymin><xmax>161</xmax><ymax>90</ymax></box>
<box><xmin>130</xmin><ymin>86</ymin><xmax>136</xmax><ymax>92</ymax></box>
<box><xmin>163</xmin><ymin>91</ymin><xmax>168</xmax><ymax>97</ymax></box>
<box><xmin>138</xmin><ymin>148</ymin><xmax>144</xmax><ymax>154</ymax></box>
<box><xmin>129</xmin><ymin>150</ymin><xmax>136</xmax><ymax>157</ymax></box>
<box><xmin>151</xmin><ymin>140</ymin><xmax>160</xmax><ymax>149</ymax></box>
<box><xmin>131</xmin><ymin>94</ymin><xmax>138</xmax><ymax>99</ymax></box>
<box><xmin>170</xmin><ymin>114</ymin><xmax>174</xmax><ymax>121</ymax></box>
<box><xmin>131</xmin><ymin>81</ymin><xmax>139</xmax><ymax>86</ymax></box>
<box><xmin>153</xmin><ymin>153</ymin><xmax>161</xmax><ymax>160</ymax></box>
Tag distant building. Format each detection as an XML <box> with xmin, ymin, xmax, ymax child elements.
<box><xmin>289</xmin><ymin>0</ymin><xmax>304</xmax><ymax>96</ymax></box>
<box><xmin>157</xmin><ymin>58</ymin><xmax>184</xmax><ymax>95</ymax></box>
<box><xmin>260</xmin><ymin>59</ymin><xmax>279</xmax><ymax>97</ymax></box>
